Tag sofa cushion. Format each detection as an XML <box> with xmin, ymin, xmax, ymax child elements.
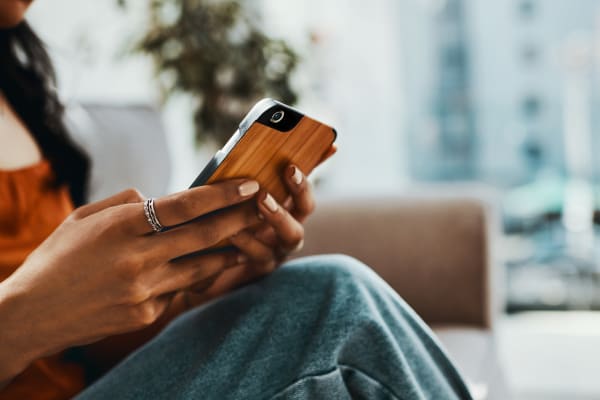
<box><xmin>433</xmin><ymin>327</ymin><xmax>510</xmax><ymax>400</ymax></box>
<box><xmin>66</xmin><ymin>103</ymin><xmax>172</xmax><ymax>202</ymax></box>
<box><xmin>297</xmin><ymin>195</ymin><xmax>492</xmax><ymax>328</ymax></box>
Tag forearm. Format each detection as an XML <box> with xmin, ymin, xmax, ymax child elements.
<box><xmin>0</xmin><ymin>279</ymin><xmax>46</xmax><ymax>387</ymax></box>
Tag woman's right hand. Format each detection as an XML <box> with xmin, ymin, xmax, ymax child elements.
<box><xmin>0</xmin><ymin>179</ymin><xmax>261</xmax><ymax>382</ymax></box>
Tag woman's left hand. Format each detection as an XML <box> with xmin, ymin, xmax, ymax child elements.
<box><xmin>192</xmin><ymin>163</ymin><xmax>316</xmax><ymax>300</ymax></box>
<box><xmin>232</xmin><ymin>163</ymin><xmax>313</xmax><ymax>270</ymax></box>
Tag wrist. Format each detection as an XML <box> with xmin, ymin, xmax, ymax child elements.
<box><xmin>0</xmin><ymin>278</ymin><xmax>45</xmax><ymax>382</ymax></box>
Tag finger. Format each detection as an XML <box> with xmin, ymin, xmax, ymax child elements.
<box><xmin>126</xmin><ymin>179</ymin><xmax>260</xmax><ymax>235</ymax></box>
<box><xmin>257</xmin><ymin>191</ymin><xmax>304</xmax><ymax>253</ymax></box>
<box><xmin>230</xmin><ymin>230</ymin><xmax>275</xmax><ymax>263</ymax></box>
<box><xmin>199</xmin><ymin>262</ymin><xmax>272</xmax><ymax>301</ymax></box>
<box><xmin>130</xmin><ymin>293</ymin><xmax>175</xmax><ymax>328</ymax></box>
<box><xmin>283</xmin><ymin>165</ymin><xmax>315</xmax><ymax>222</ymax></box>
<box><xmin>71</xmin><ymin>188</ymin><xmax>144</xmax><ymax>220</ymax></box>
<box><xmin>147</xmin><ymin>202</ymin><xmax>261</xmax><ymax>261</ymax></box>
<box><xmin>149</xmin><ymin>250</ymin><xmax>244</xmax><ymax>295</ymax></box>
<box><xmin>187</xmin><ymin>272</ymin><xmax>222</xmax><ymax>294</ymax></box>
<box><xmin>282</xmin><ymin>196</ymin><xmax>294</xmax><ymax>211</ymax></box>
<box><xmin>252</xmin><ymin>225</ymin><xmax>278</xmax><ymax>248</ymax></box>
<box><xmin>252</xmin><ymin>225</ymin><xmax>304</xmax><ymax>256</ymax></box>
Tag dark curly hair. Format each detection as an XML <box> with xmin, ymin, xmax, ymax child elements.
<box><xmin>0</xmin><ymin>21</ymin><xmax>89</xmax><ymax>206</ymax></box>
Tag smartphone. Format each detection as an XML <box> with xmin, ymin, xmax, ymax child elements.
<box><xmin>189</xmin><ymin>98</ymin><xmax>337</xmax><ymax>204</ymax></box>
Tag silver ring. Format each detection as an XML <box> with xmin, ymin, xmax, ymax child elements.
<box><xmin>144</xmin><ymin>198</ymin><xmax>164</xmax><ymax>233</ymax></box>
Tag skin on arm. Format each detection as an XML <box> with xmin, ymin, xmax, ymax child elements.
<box><xmin>0</xmin><ymin>179</ymin><xmax>263</xmax><ymax>386</ymax></box>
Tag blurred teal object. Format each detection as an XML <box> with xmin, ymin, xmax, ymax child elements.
<box><xmin>503</xmin><ymin>173</ymin><xmax>566</xmax><ymax>220</ymax></box>
<box><xmin>504</xmin><ymin>173</ymin><xmax>600</xmax><ymax>227</ymax></box>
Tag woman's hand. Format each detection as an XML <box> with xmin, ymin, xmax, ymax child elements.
<box><xmin>194</xmin><ymin>163</ymin><xmax>319</xmax><ymax>300</ymax></box>
<box><xmin>0</xmin><ymin>179</ymin><xmax>262</xmax><ymax>382</ymax></box>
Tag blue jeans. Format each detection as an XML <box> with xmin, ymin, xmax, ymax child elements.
<box><xmin>76</xmin><ymin>255</ymin><xmax>472</xmax><ymax>400</ymax></box>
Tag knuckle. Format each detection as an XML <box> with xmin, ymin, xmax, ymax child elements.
<box><xmin>221</xmin><ymin>182</ymin><xmax>240</xmax><ymax>204</ymax></box>
<box><xmin>123</xmin><ymin>281</ymin><xmax>151</xmax><ymax>305</ymax></box>
<box><xmin>243</xmin><ymin>207</ymin><xmax>259</xmax><ymax>226</ymax></box>
<box><xmin>95</xmin><ymin>206</ymin><xmax>126</xmax><ymax>232</ymax></box>
<box><xmin>115</xmin><ymin>208</ymin><xmax>141</xmax><ymax>235</ymax></box>
<box><xmin>107</xmin><ymin>207</ymin><xmax>133</xmax><ymax>234</ymax></box>
<box><xmin>176</xmin><ymin>194</ymin><xmax>197</xmax><ymax>220</ymax></box>
<box><xmin>124</xmin><ymin>188</ymin><xmax>144</xmax><ymax>202</ymax></box>
<box><xmin>128</xmin><ymin>283</ymin><xmax>150</xmax><ymax>304</ymax></box>
<box><xmin>258</xmin><ymin>260</ymin><xmax>277</xmax><ymax>275</ymax></box>
<box><xmin>69</xmin><ymin>207</ymin><xmax>85</xmax><ymax>221</ymax></box>
<box><xmin>131</xmin><ymin>301</ymin><xmax>158</xmax><ymax>326</ymax></box>
<box><xmin>231</xmin><ymin>231</ymin><xmax>251</xmax><ymax>245</ymax></box>
<box><xmin>196</xmin><ymin>223</ymin><xmax>221</xmax><ymax>246</ymax></box>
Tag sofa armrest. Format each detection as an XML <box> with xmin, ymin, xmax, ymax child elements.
<box><xmin>296</xmin><ymin>195</ymin><xmax>493</xmax><ymax>329</ymax></box>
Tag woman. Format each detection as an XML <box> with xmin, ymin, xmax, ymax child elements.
<box><xmin>0</xmin><ymin>1</ymin><xmax>473</xmax><ymax>399</ymax></box>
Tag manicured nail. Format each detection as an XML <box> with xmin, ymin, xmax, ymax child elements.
<box><xmin>263</xmin><ymin>193</ymin><xmax>279</xmax><ymax>213</ymax></box>
<box><xmin>293</xmin><ymin>239</ymin><xmax>305</xmax><ymax>252</ymax></box>
<box><xmin>291</xmin><ymin>166</ymin><xmax>303</xmax><ymax>185</ymax></box>
<box><xmin>238</xmin><ymin>181</ymin><xmax>259</xmax><ymax>197</ymax></box>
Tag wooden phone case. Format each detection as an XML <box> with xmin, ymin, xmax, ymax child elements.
<box><xmin>205</xmin><ymin>117</ymin><xmax>335</xmax><ymax>203</ymax></box>
<box><xmin>191</xmin><ymin>99</ymin><xmax>337</xmax><ymax>204</ymax></box>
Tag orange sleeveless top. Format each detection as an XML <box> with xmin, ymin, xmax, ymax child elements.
<box><xmin>0</xmin><ymin>160</ymin><xmax>86</xmax><ymax>399</ymax></box>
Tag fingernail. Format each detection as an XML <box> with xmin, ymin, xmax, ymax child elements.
<box><xmin>237</xmin><ymin>254</ymin><xmax>248</xmax><ymax>264</ymax></box>
<box><xmin>262</xmin><ymin>193</ymin><xmax>279</xmax><ymax>213</ymax></box>
<box><xmin>294</xmin><ymin>239</ymin><xmax>305</xmax><ymax>252</ymax></box>
<box><xmin>291</xmin><ymin>166</ymin><xmax>303</xmax><ymax>185</ymax></box>
<box><xmin>238</xmin><ymin>181</ymin><xmax>259</xmax><ymax>197</ymax></box>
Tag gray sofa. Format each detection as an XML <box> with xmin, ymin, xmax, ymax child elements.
<box><xmin>67</xmin><ymin>103</ymin><xmax>510</xmax><ymax>400</ymax></box>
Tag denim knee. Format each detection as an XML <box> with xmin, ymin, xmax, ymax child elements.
<box><xmin>282</xmin><ymin>253</ymin><xmax>386</xmax><ymax>295</ymax></box>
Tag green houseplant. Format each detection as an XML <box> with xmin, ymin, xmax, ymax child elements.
<box><xmin>124</xmin><ymin>0</ymin><xmax>299</xmax><ymax>145</ymax></box>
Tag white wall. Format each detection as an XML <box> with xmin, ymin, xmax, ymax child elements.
<box><xmin>26</xmin><ymin>0</ymin><xmax>204</xmax><ymax>193</ymax></box>
<box><xmin>28</xmin><ymin>0</ymin><xmax>410</xmax><ymax>196</ymax></box>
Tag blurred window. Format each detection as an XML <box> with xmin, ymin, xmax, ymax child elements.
<box><xmin>441</xmin><ymin>0</ymin><xmax>462</xmax><ymax>20</ymax></box>
<box><xmin>443</xmin><ymin>46</ymin><xmax>466</xmax><ymax>70</ymax></box>
<box><xmin>518</xmin><ymin>0</ymin><xmax>537</xmax><ymax>20</ymax></box>
<box><xmin>521</xmin><ymin>95</ymin><xmax>542</xmax><ymax>119</ymax></box>
<box><xmin>521</xmin><ymin>44</ymin><xmax>541</xmax><ymax>65</ymax></box>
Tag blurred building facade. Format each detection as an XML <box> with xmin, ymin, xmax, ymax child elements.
<box><xmin>400</xmin><ymin>0</ymin><xmax>600</xmax><ymax>185</ymax></box>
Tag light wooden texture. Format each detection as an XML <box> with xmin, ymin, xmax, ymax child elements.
<box><xmin>207</xmin><ymin>116</ymin><xmax>336</xmax><ymax>203</ymax></box>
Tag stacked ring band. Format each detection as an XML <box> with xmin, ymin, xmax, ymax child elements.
<box><xmin>143</xmin><ymin>198</ymin><xmax>164</xmax><ymax>233</ymax></box>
